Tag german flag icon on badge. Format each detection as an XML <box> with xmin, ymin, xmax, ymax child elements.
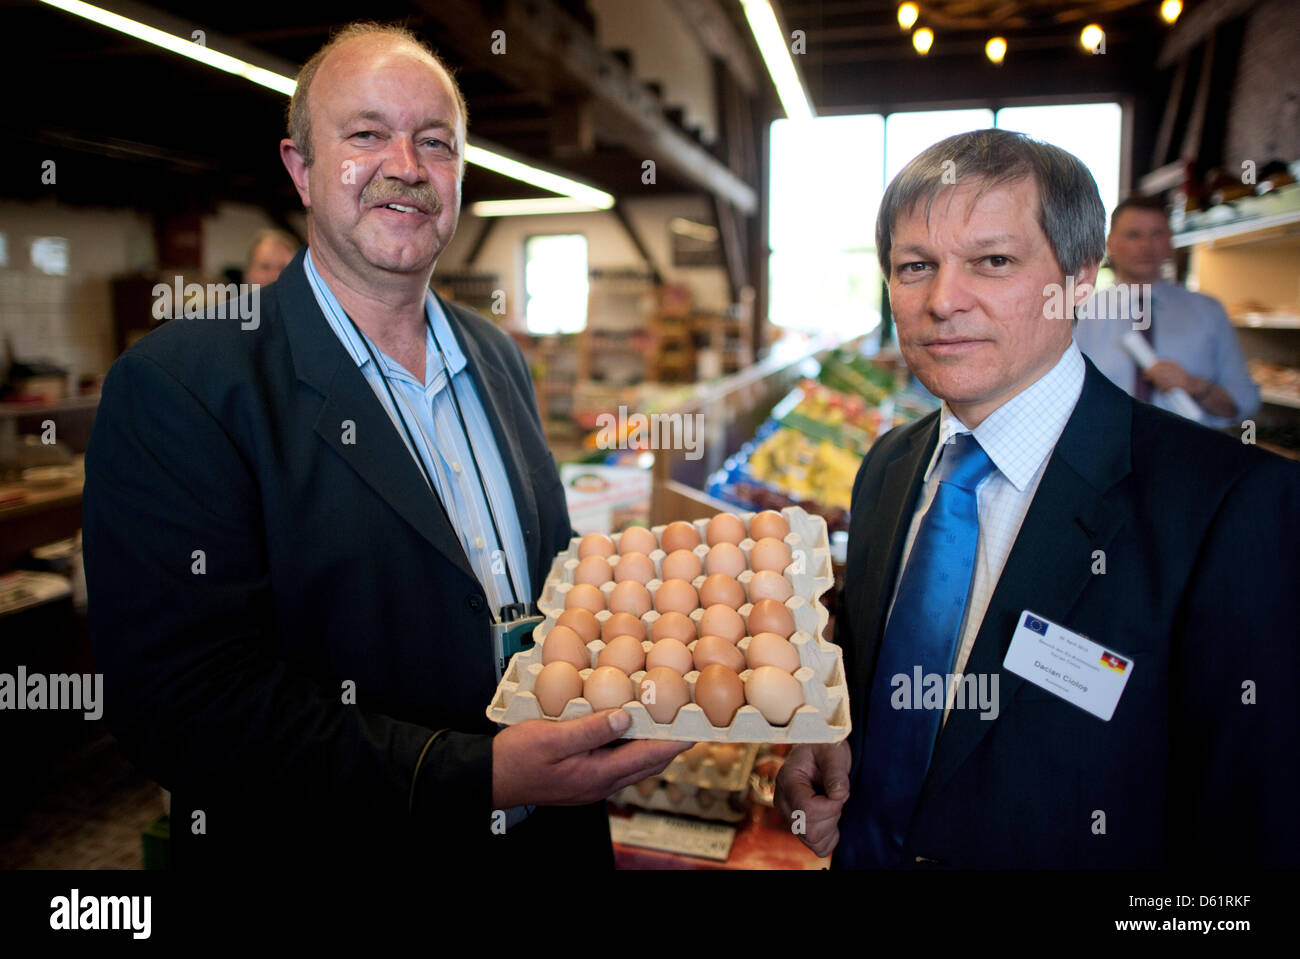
<box><xmin>1100</xmin><ymin>651</ymin><xmax>1128</xmax><ymax>673</ymax></box>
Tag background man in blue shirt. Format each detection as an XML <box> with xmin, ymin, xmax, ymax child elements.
<box><xmin>1075</xmin><ymin>195</ymin><xmax>1259</xmax><ymax>427</ymax></box>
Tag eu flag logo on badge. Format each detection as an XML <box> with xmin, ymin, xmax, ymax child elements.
<box><xmin>1100</xmin><ymin>652</ymin><xmax>1129</xmax><ymax>673</ymax></box>
<box><xmin>1024</xmin><ymin>615</ymin><xmax>1049</xmax><ymax>636</ymax></box>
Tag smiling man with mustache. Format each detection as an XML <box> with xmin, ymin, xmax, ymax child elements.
<box><xmin>776</xmin><ymin>129</ymin><xmax>1299</xmax><ymax>869</ymax></box>
<box><xmin>83</xmin><ymin>22</ymin><xmax>686</xmax><ymax>873</ymax></box>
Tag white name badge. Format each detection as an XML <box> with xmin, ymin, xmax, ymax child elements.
<box><xmin>1002</xmin><ymin>610</ymin><xmax>1135</xmax><ymax>721</ymax></box>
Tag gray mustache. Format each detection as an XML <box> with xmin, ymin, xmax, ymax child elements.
<box><xmin>361</xmin><ymin>180</ymin><xmax>440</xmax><ymax>213</ymax></box>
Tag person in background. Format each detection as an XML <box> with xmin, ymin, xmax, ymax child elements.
<box><xmin>1074</xmin><ymin>194</ymin><xmax>1259</xmax><ymax>427</ymax></box>
<box><xmin>776</xmin><ymin>130</ymin><xmax>1298</xmax><ymax>869</ymax></box>
<box><xmin>244</xmin><ymin>227</ymin><xmax>299</xmax><ymax>286</ymax></box>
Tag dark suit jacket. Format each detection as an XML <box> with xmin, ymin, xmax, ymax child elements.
<box><xmin>835</xmin><ymin>358</ymin><xmax>1300</xmax><ymax>868</ymax></box>
<box><xmin>82</xmin><ymin>248</ymin><xmax>612</xmax><ymax>871</ymax></box>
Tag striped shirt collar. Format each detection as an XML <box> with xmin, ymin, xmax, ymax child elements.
<box><xmin>927</xmin><ymin>340</ymin><xmax>1086</xmax><ymax>491</ymax></box>
<box><xmin>302</xmin><ymin>247</ymin><xmax>467</xmax><ymax>384</ymax></box>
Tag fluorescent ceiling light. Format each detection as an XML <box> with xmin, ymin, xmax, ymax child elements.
<box><xmin>38</xmin><ymin>0</ymin><xmax>616</xmax><ymax>209</ymax></box>
<box><xmin>469</xmin><ymin>198</ymin><xmax>606</xmax><ymax>217</ymax></box>
<box><xmin>39</xmin><ymin>0</ymin><xmax>296</xmax><ymax>94</ymax></box>
<box><xmin>465</xmin><ymin>145</ymin><xmax>614</xmax><ymax>209</ymax></box>
<box><xmin>739</xmin><ymin>0</ymin><xmax>814</xmax><ymax>120</ymax></box>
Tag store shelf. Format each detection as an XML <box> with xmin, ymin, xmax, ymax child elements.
<box><xmin>1173</xmin><ymin>208</ymin><xmax>1300</xmax><ymax>249</ymax></box>
<box><xmin>1261</xmin><ymin>389</ymin><xmax>1300</xmax><ymax>410</ymax></box>
<box><xmin>1232</xmin><ymin>313</ymin><xmax>1300</xmax><ymax>330</ymax></box>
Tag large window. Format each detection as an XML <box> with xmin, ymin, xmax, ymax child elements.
<box><xmin>524</xmin><ymin>234</ymin><xmax>588</xmax><ymax>334</ymax></box>
<box><xmin>768</xmin><ymin>102</ymin><xmax>1124</xmax><ymax>333</ymax></box>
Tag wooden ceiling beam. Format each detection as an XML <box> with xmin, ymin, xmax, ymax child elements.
<box><xmin>663</xmin><ymin>0</ymin><xmax>761</xmax><ymax>95</ymax></box>
<box><xmin>413</xmin><ymin>0</ymin><xmax>758</xmax><ymax>215</ymax></box>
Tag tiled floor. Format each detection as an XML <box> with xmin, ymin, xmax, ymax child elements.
<box><xmin>0</xmin><ymin>730</ymin><xmax>165</xmax><ymax>870</ymax></box>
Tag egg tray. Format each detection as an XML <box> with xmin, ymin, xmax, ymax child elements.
<box><xmin>538</xmin><ymin>506</ymin><xmax>833</xmax><ymax>614</ymax></box>
<box><xmin>613</xmin><ymin>780</ymin><xmax>748</xmax><ymax>824</ymax></box>
<box><xmin>661</xmin><ymin>743</ymin><xmax>760</xmax><ymax>792</ymax></box>
<box><xmin>485</xmin><ymin>510</ymin><xmax>851</xmax><ymax>743</ymax></box>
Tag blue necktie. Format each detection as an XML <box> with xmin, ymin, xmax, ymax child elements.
<box><xmin>840</xmin><ymin>432</ymin><xmax>995</xmax><ymax>868</ymax></box>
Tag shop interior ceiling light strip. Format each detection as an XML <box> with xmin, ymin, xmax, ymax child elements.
<box><xmin>39</xmin><ymin>0</ymin><xmax>616</xmax><ymax>209</ymax></box>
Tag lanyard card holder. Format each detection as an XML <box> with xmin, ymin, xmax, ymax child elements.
<box><xmin>492</xmin><ymin>603</ymin><xmax>543</xmax><ymax>683</ymax></box>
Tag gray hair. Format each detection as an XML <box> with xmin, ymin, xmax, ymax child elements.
<box><xmin>246</xmin><ymin>228</ymin><xmax>300</xmax><ymax>266</ymax></box>
<box><xmin>875</xmin><ymin>129</ymin><xmax>1105</xmax><ymax>279</ymax></box>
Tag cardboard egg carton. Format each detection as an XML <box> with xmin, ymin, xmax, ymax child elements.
<box><xmin>661</xmin><ymin>742</ymin><xmax>760</xmax><ymax>792</ymax></box>
<box><xmin>486</xmin><ymin>508</ymin><xmax>851</xmax><ymax>743</ymax></box>
<box><xmin>613</xmin><ymin>779</ymin><xmax>748</xmax><ymax>823</ymax></box>
<box><xmin>540</xmin><ymin>506</ymin><xmax>833</xmax><ymax>611</ymax></box>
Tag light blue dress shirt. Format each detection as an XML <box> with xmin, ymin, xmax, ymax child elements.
<box><xmin>303</xmin><ymin>249</ymin><xmax>532</xmax><ymax>619</ymax></box>
<box><xmin>1074</xmin><ymin>280</ymin><xmax>1260</xmax><ymax>428</ymax></box>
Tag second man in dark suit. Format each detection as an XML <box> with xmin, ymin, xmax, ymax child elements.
<box><xmin>776</xmin><ymin>130</ymin><xmax>1299</xmax><ymax>868</ymax></box>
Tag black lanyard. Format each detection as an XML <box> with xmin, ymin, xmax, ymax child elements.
<box><xmin>341</xmin><ymin>306</ymin><xmax>526</xmax><ymax>620</ymax></box>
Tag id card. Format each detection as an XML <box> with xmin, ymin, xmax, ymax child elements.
<box><xmin>1002</xmin><ymin>610</ymin><xmax>1135</xmax><ymax>721</ymax></box>
<box><xmin>492</xmin><ymin>615</ymin><xmax>543</xmax><ymax>683</ymax></box>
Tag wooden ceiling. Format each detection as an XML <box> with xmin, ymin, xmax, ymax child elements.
<box><xmin>3</xmin><ymin>0</ymin><xmax>1201</xmax><ymax>224</ymax></box>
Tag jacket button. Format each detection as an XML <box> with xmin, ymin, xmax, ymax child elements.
<box><xmin>468</xmin><ymin>595</ymin><xmax>484</xmax><ymax>612</ymax></box>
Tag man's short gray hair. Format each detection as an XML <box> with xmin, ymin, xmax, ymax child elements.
<box><xmin>875</xmin><ymin>129</ymin><xmax>1106</xmax><ymax>279</ymax></box>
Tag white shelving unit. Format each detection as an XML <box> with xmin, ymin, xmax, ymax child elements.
<box><xmin>1178</xmin><ymin>208</ymin><xmax>1300</xmax><ymax>457</ymax></box>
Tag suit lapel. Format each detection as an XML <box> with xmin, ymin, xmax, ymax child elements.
<box><xmin>277</xmin><ymin>250</ymin><xmax>480</xmax><ymax>587</ymax></box>
<box><xmin>438</xmin><ymin>295</ymin><xmax>545</xmax><ymax>593</ymax></box>
<box><xmin>923</xmin><ymin>360</ymin><xmax>1134</xmax><ymax>796</ymax></box>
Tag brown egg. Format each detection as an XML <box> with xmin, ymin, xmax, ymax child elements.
<box><xmin>602</xmin><ymin>611</ymin><xmax>646</xmax><ymax>643</ymax></box>
<box><xmin>564</xmin><ymin>583</ymin><xmax>605</xmax><ymax>613</ymax></box>
<box><xmin>710</xmin><ymin>743</ymin><xmax>742</xmax><ymax>775</ymax></box>
<box><xmin>749</xmin><ymin>537</ymin><xmax>793</xmax><ymax>574</ymax></box>
<box><xmin>540</xmin><ymin>625</ymin><xmax>590</xmax><ymax>671</ymax></box>
<box><xmin>748</xmin><ymin>509</ymin><xmax>790</xmax><ymax>541</ymax></box>
<box><xmin>694</xmin><ymin>664</ymin><xmax>746</xmax><ymax>728</ymax></box>
<box><xmin>534</xmin><ymin>661</ymin><xmax>582</xmax><ymax>718</ymax></box>
<box><xmin>608</xmin><ymin>580</ymin><xmax>652</xmax><ymax>618</ymax></box>
<box><xmin>697</xmin><ymin>789</ymin><xmax>716</xmax><ymax>809</ymax></box>
<box><xmin>699</xmin><ymin>604</ymin><xmax>746</xmax><ymax>644</ymax></box>
<box><xmin>748</xmin><ymin>598</ymin><xmax>796</xmax><ymax>638</ymax></box>
<box><xmin>651</xmin><ymin>610</ymin><xmax>697</xmax><ymax>644</ymax></box>
<box><xmin>598</xmin><ymin>634</ymin><xmax>647</xmax><ymax>674</ymax></box>
<box><xmin>645</xmin><ymin>637</ymin><xmax>693</xmax><ymax>675</ymax></box>
<box><xmin>574</xmin><ymin>554</ymin><xmax>613</xmax><ymax>587</ymax></box>
<box><xmin>583</xmin><ymin>665</ymin><xmax>635</xmax><ymax>711</ymax></box>
<box><xmin>746</xmin><ymin>632</ymin><xmax>801</xmax><ymax>672</ymax></box>
<box><xmin>706</xmin><ymin>513</ymin><xmax>747</xmax><ymax>547</ymax></box>
<box><xmin>692</xmin><ymin>635</ymin><xmax>746</xmax><ymax>673</ymax></box>
<box><xmin>639</xmin><ymin>666</ymin><xmax>690</xmax><ymax>724</ymax></box>
<box><xmin>681</xmin><ymin>742</ymin><xmax>711</xmax><ymax>770</ymax></box>
<box><xmin>654</xmin><ymin>578</ymin><xmax>700</xmax><ymax>616</ymax></box>
<box><xmin>556</xmin><ymin>607</ymin><xmax>600</xmax><ymax>644</ymax></box>
<box><xmin>660</xmin><ymin>521</ymin><xmax>702</xmax><ymax>554</ymax></box>
<box><xmin>705</xmin><ymin>542</ymin><xmax>747</xmax><ymax>578</ymax></box>
<box><xmin>665</xmin><ymin>783</ymin><xmax>684</xmax><ymax>803</ymax></box>
<box><xmin>661</xmin><ymin>548</ymin><xmax>703</xmax><ymax>582</ymax></box>
<box><xmin>699</xmin><ymin>573</ymin><xmax>745</xmax><ymax>610</ymax></box>
<box><xmin>578</xmin><ymin>533</ymin><xmax>615</xmax><ymax>559</ymax></box>
<box><xmin>748</xmin><ymin>569</ymin><xmax>794</xmax><ymax>603</ymax></box>
<box><xmin>635</xmin><ymin>777</ymin><xmax>658</xmax><ymax>798</ymax></box>
<box><xmin>613</xmin><ymin>551</ymin><xmax>655</xmax><ymax>584</ymax></box>
<box><xmin>744</xmin><ymin>665</ymin><xmax>804</xmax><ymax>725</ymax></box>
<box><xmin>617</xmin><ymin>526</ymin><xmax>658</xmax><ymax>556</ymax></box>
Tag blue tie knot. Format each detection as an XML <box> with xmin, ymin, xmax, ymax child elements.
<box><xmin>942</xmin><ymin>433</ymin><xmax>996</xmax><ymax>492</ymax></box>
